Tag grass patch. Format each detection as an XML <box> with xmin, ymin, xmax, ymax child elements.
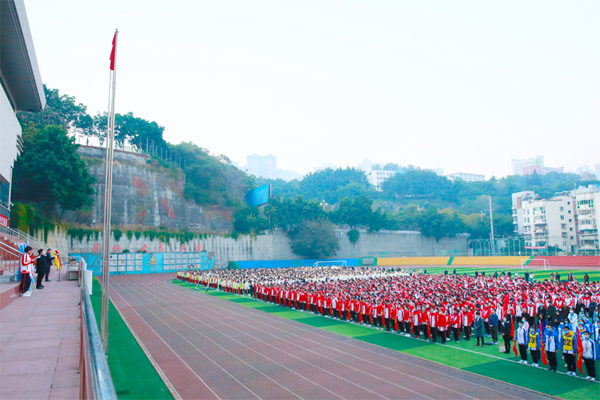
<box><xmin>173</xmin><ymin>279</ymin><xmax>600</xmax><ymax>400</ymax></box>
<box><xmin>91</xmin><ymin>278</ymin><xmax>173</xmax><ymax>399</ymax></box>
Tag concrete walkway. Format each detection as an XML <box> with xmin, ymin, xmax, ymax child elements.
<box><xmin>0</xmin><ymin>271</ymin><xmax>81</xmax><ymax>399</ymax></box>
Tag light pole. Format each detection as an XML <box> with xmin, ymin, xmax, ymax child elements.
<box><xmin>489</xmin><ymin>196</ymin><xmax>495</xmax><ymax>255</ymax></box>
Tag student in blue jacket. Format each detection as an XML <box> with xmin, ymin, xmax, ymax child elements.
<box><xmin>581</xmin><ymin>330</ymin><xmax>597</xmax><ymax>381</ymax></box>
<box><xmin>516</xmin><ymin>320</ymin><xmax>529</xmax><ymax>364</ymax></box>
<box><xmin>543</xmin><ymin>325</ymin><xmax>558</xmax><ymax>372</ymax></box>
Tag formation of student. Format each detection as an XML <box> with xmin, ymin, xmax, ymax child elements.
<box><xmin>178</xmin><ymin>266</ymin><xmax>599</xmax><ymax>380</ymax></box>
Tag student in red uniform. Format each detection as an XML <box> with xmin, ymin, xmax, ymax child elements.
<box><xmin>429</xmin><ymin>307</ymin><xmax>438</xmax><ymax>343</ymax></box>
<box><xmin>437</xmin><ymin>311</ymin><xmax>447</xmax><ymax>344</ymax></box>
<box><xmin>20</xmin><ymin>247</ymin><xmax>34</xmax><ymax>297</ymax></box>
<box><xmin>451</xmin><ymin>309</ymin><xmax>461</xmax><ymax>343</ymax></box>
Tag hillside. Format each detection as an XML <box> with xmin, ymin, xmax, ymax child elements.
<box><xmin>62</xmin><ymin>146</ymin><xmax>232</xmax><ymax>233</ymax></box>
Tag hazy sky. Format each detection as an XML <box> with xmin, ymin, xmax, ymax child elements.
<box><xmin>25</xmin><ymin>0</ymin><xmax>599</xmax><ymax>178</ymax></box>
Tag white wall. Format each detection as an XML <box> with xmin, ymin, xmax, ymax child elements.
<box><xmin>0</xmin><ymin>88</ymin><xmax>21</xmax><ymax>184</ymax></box>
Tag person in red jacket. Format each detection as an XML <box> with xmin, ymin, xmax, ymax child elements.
<box><xmin>451</xmin><ymin>309</ymin><xmax>462</xmax><ymax>343</ymax></box>
<box><xmin>429</xmin><ymin>307</ymin><xmax>438</xmax><ymax>343</ymax></box>
<box><xmin>419</xmin><ymin>306</ymin><xmax>429</xmax><ymax>339</ymax></box>
<box><xmin>412</xmin><ymin>307</ymin><xmax>421</xmax><ymax>338</ymax></box>
<box><xmin>463</xmin><ymin>307</ymin><xmax>474</xmax><ymax>341</ymax></box>
<box><xmin>437</xmin><ymin>311</ymin><xmax>447</xmax><ymax>344</ymax></box>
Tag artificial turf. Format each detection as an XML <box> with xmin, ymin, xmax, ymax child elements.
<box><xmin>172</xmin><ymin>273</ymin><xmax>599</xmax><ymax>400</ymax></box>
<box><xmin>90</xmin><ymin>278</ymin><xmax>174</xmax><ymax>400</ymax></box>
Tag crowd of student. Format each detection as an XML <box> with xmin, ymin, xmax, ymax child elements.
<box><xmin>178</xmin><ymin>266</ymin><xmax>600</xmax><ymax>380</ymax></box>
<box><xmin>19</xmin><ymin>246</ymin><xmax>61</xmax><ymax>297</ymax></box>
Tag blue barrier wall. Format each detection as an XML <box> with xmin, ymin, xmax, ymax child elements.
<box><xmin>69</xmin><ymin>251</ymin><xmax>215</xmax><ymax>275</ymax></box>
<box><xmin>233</xmin><ymin>258</ymin><xmax>359</xmax><ymax>269</ymax></box>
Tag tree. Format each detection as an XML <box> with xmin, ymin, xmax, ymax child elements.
<box><xmin>92</xmin><ymin>112</ymin><xmax>167</xmax><ymax>149</ymax></box>
<box><xmin>333</xmin><ymin>195</ymin><xmax>374</xmax><ymax>228</ymax></box>
<box><xmin>264</xmin><ymin>196</ymin><xmax>326</xmax><ymax>231</ymax></box>
<box><xmin>289</xmin><ymin>219</ymin><xmax>339</xmax><ymax>258</ymax></box>
<box><xmin>299</xmin><ymin>167</ymin><xmax>371</xmax><ymax>203</ymax></box>
<box><xmin>381</xmin><ymin>168</ymin><xmax>453</xmax><ymax>201</ymax></box>
<box><xmin>233</xmin><ymin>207</ymin><xmax>268</xmax><ymax>234</ymax></box>
<box><xmin>11</xmin><ymin>125</ymin><xmax>95</xmax><ymax>216</ymax></box>
<box><xmin>383</xmin><ymin>163</ymin><xmax>402</xmax><ymax>171</ymax></box>
<box><xmin>368</xmin><ymin>207</ymin><xmax>397</xmax><ymax>232</ymax></box>
<box><xmin>17</xmin><ymin>86</ymin><xmax>92</xmax><ymax>135</ymax></box>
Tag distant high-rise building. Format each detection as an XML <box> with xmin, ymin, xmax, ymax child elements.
<box><xmin>445</xmin><ymin>172</ymin><xmax>485</xmax><ymax>183</ymax></box>
<box><xmin>246</xmin><ymin>154</ymin><xmax>278</xmax><ymax>179</ymax></box>
<box><xmin>512</xmin><ymin>156</ymin><xmax>544</xmax><ymax>176</ymax></box>
<box><xmin>513</xmin><ymin>192</ymin><xmax>578</xmax><ymax>252</ymax></box>
<box><xmin>574</xmin><ymin>185</ymin><xmax>600</xmax><ymax>253</ymax></box>
<box><xmin>595</xmin><ymin>164</ymin><xmax>600</xmax><ymax>180</ymax></box>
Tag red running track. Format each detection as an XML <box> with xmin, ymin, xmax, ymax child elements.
<box><xmin>109</xmin><ymin>274</ymin><xmax>555</xmax><ymax>400</ymax></box>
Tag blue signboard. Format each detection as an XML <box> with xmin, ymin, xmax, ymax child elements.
<box><xmin>244</xmin><ymin>184</ymin><xmax>271</xmax><ymax>207</ymax></box>
<box><xmin>69</xmin><ymin>251</ymin><xmax>215</xmax><ymax>276</ymax></box>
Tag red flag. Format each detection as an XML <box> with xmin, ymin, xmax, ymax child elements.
<box><xmin>109</xmin><ymin>32</ymin><xmax>116</xmax><ymax>70</ymax></box>
<box><xmin>576</xmin><ymin>329</ymin><xmax>583</xmax><ymax>374</ymax></box>
<box><xmin>512</xmin><ymin>319</ymin><xmax>518</xmax><ymax>356</ymax></box>
<box><xmin>540</xmin><ymin>322</ymin><xmax>547</xmax><ymax>366</ymax></box>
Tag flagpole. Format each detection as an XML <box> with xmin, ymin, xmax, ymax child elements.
<box><xmin>101</xmin><ymin>29</ymin><xmax>118</xmax><ymax>354</ymax></box>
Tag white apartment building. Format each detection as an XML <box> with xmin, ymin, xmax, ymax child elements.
<box><xmin>246</xmin><ymin>154</ymin><xmax>277</xmax><ymax>180</ymax></box>
<box><xmin>368</xmin><ymin>170</ymin><xmax>397</xmax><ymax>190</ymax></box>
<box><xmin>0</xmin><ymin>1</ymin><xmax>45</xmax><ymax>227</ymax></box>
<box><xmin>512</xmin><ymin>156</ymin><xmax>544</xmax><ymax>176</ymax></box>
<box><xmin>517</xmin><ymin>195</ymin><xmax>577</xmax><ymax>252</ymax></box>
<box><xmin>511</xmin><ymin>191</ymin><xmax>536</xmax><ymax>235</ymax></box>
<box><xmin>445</xmin><ymin>172</ymin><xmax>485</xmax><ymax>183</ymax></box>
<box><xmin>575</xmin><ymin>185</ymin><xmax>600</xmax><ymax>252</ymax></box>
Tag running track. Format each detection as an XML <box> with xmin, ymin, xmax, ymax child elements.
<box><xmin>110</xmin><ymin>274</ymin><xmax>555</xmax><ymax>400</ymax></box>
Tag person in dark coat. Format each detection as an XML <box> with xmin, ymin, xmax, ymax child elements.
<box><xmin>502</xmin><ymin>316</ymin><xmax>513</xmax><ymax>354</ymax></box>
<box><xmin>550</xmin><ymin>310</ymin><xmax>563</xmax><ymax>328</ymax></box>
<box><xmin>35</xmin><ymin>249</ymin><xmax>47</xmax><ymax>289</ymax></box>
<box><xmin>44</xmin><ymin>248</ymin><xmax>54</xmax><ymax>282</ymax></box>
<box><xmin>474</xmin><ymin>311</ymin><xmax>484</xmax><ymax>346</ymax></box>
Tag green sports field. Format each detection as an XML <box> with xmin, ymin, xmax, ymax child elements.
<box><xmin>173</xmin><ymin>275</ymin><xmax>599</xmax><ymax>400</ymax></box>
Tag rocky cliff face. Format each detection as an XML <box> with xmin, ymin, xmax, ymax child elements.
<box><xmin>63</xmin><ymin>146</ymin><xmax>232</xmax><ymax>232</ymax></box>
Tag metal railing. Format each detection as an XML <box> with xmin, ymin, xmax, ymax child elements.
<box><xmin>0</xmin><ymin>225</ymin><xmax>51</xmax><ymax>254</ymax></box>
<box><xmin>0</xmin><ymin>241</ymin><xmax>20</xmax><ymax>275</ymax></box>
<box><xmin>79</xmin><ymin>259</ymin><xmax>117</xmax><ymax>400</ymax></box>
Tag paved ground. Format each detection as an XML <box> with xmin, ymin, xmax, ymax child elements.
<box><xmin>0</xmin><ymin>271</ymin><xmax>81</xmax><ymax>400</ymax></box>
<box><xmin>110</xmin><ymin>274</ymin><xmax>557</xmax><ymax>400</ymax></box>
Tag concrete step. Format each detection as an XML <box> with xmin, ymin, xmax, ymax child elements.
<box><xmin>0</xmin><ymin>280</ymin><xmax>20</xmax><ymax>310</ymax></box>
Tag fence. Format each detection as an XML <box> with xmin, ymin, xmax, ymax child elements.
<box><xmin>0</xmin><ymin>241</ymin><xmax>20</xmax><ymax>275</ymax></box>
<box><xmin>79</xmin><ymin>259</ymin><xmax>117</xmax><ymax>399</ymax></box>
<box><xmin>0</xmin><ymin>225</ymin><xmax>50</xmax><ymax>253</ymax></box>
